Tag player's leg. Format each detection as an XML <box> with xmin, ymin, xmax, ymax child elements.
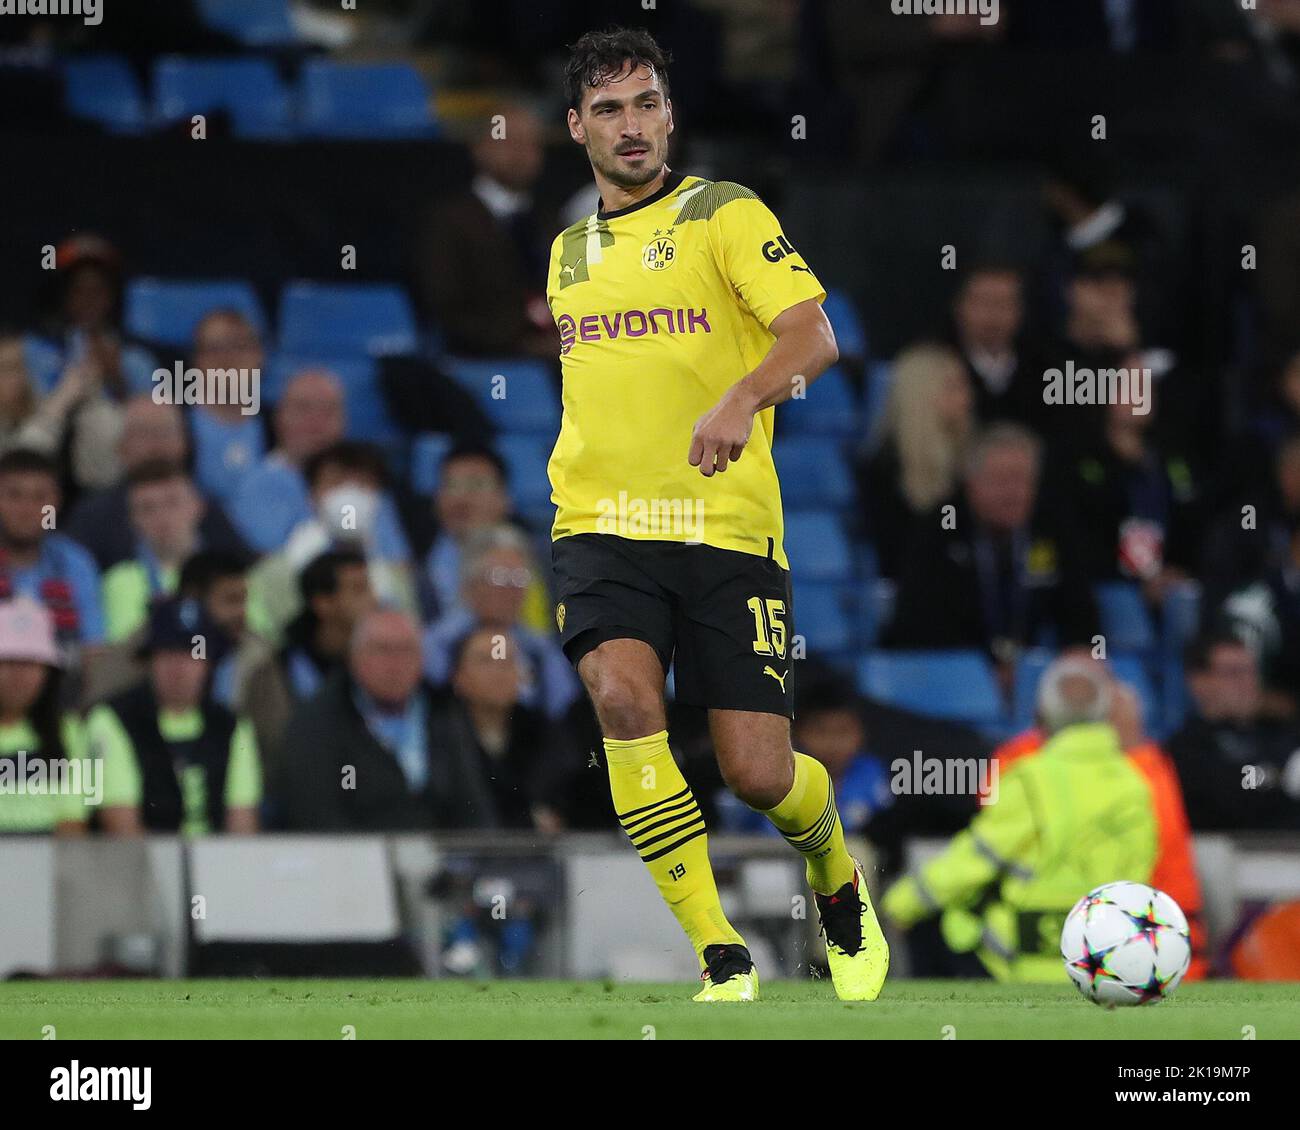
<box><xmin>710</xmin><ymin>708</ymin><xmax>889</xmax><ymax>1001</ymax></box>
<box><xmin>576</xmin><ymin>638</ymin><xmax>751</xmax><ymax>991</ymax></box>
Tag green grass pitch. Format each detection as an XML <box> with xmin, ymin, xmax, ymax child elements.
<box><xmin>1</xmin><ymin>980</ymin><xmax>1297</xmax><ymax>1039</ymax></box>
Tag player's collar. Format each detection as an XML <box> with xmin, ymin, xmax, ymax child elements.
<box><xmin>597</xmin><ymin>168</ymin><xmax>687</xmax><ymax>220</ymax></box>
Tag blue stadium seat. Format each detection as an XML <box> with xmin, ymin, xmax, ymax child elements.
<box><xmin>195</xmin><ymin>0</ymin><xmax>297</xmax><ymax>47</ymax></box>
<box><xmin>1160</xmin><ymin>582</ymin><xmax>1201</xmax><ymax>736</ymax></box>
<box><xmin>124</xmin><ymin>278</ymin><xmax>267</xmax><ymax>349</ymax></box>
<box><xmin>862</xmin><ymin>361</ymin><xmax>894</xmax><ymax>443</ymax></box>
<box><xmin>62</xmin><ymin>55</ymin><xmax>147</xmax><ymax>133</ymax></box>
<box><xmin>497</xmin><ymin>434</ymin><xmax>554</xmax><ymax>511</ymax></box>
<box><xmin>1095</xmin><ymin>581</ymin><xmax>1158</xmax><ymax>654</ymax></box>
<box><xmin>267</xmin><ymin>355</ymin><xmax>397</xmax><ymax>443</ymax></box>
<box><xmin>299</xmin><ymin>61</ymin><xmax>437</xmax><ymax>139</ymax></box>
<box><xmin>796</xmin><ymin>582</ymin><xmax>856</xmax><ymax>656</ymax></box>
<box><xmin>22</xmin><ymin>336</ymin><xmax>64</xmax><ymax>395</ymax></box>
<box><xmin>278</xmin><ymin>282</ymin><xmax>417</xmax><ymax>357</ymax></box>
<box><xmin>784</xmin><ymin>511</ymin><xmax>852</xmax><ymax>582</ymax></box>
<box><xmin>444</xmin><ymin>357</ymin><xmax>560</xmax><ymax>436</ymax></box>
<box><xmin>772</xmin><ymin>440</ymin><xmax>853</xmax><ymax>510</ymax></box>
<box><xmin>859</xmin><ymin>650</ymin><xmax>1002</xmax><ymax>727</ymax></box>
<box><xmin>778</xmin><ymin>365</ymin><xmax>859</xmax><ymax>437</ymax></box>
<box><xmin>153</xmin><ymin>57</ymin><xmax>292</xmax><ymax>140</ymax></box>
<box><xmin>1010</xmin><ymin>648</ymin><xmax>1161</xmax><ymax>734</ymax></box>
<box><xmin>821</xmin><ymin>288</ymin><xmax>867</xmax><ymax>363</ymax></box>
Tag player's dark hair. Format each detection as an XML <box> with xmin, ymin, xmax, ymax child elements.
<box><xmin>564</xmin><ymin>25</ymin><xmax>672</xmax><ymax>112</ymax></box>
<box><xmin>179</xmin><ymin>549</ymin><xmax>251</xmax><ymax>599</ymax></box>
<box><xmin>304</xmin><ymin>440</ymin><xmax>388</xmax><ymax>491</ymax></box>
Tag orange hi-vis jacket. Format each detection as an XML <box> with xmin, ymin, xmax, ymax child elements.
<box><xmin>987</xmin><ymin>729</ymin><xmax>1209</xmax><ymax>980</ymax></box>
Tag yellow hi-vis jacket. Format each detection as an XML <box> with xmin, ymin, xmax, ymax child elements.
<box><xmin>882</xmin><ymin>722</ymin><xmax>1158</xmax><ymax>981</ymax></box>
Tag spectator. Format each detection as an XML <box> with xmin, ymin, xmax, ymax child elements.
<box><xmin>948</xmin><ymin>264</ymin><xmax>1044</xmax><ymax>426</ymax></box>
<box><xmin>421</xmin><ymin>441</ymin><xmax>552</xmax><ymax>630</ymax></box>
<box><xmin>101</xmin><ymin>461</ymin><xmax>204</xmax><ymax>641</ymax></box>
<box><xmin>64</xmin><ymin>396</ymin><xmax>248</xmax><ymax>572</ymax></box>
<box><xmin>414</xmin><ymin>101</ymin><xmax>559</xmax><ymax>358</ymax></box>
<box><xmin>0</xmin><ymin>598</ymin><xmax>91</xmax><ymax>835</ymax></box>
<box><xmin>0</xmin><ymin>328</ymin><xmax>89</xmax><ymax>458</ymax></box>
<box><xmin>882</xmin><ymin>656</ymin><xmax>1158</xmax><ymax>981</ymax></box>
<box><xmin>249</xmin><ymin>441</ymin><xmax>418</xmax><ymax>638</ymax></box>
<box><xmin>89</xmin><ymin>597</ymin><xmax>261</xmax><ymax>836</ymax></box>
<box><xmin>1050</xmin><ymin>368</ymin><xmax>1200</xmax><ymax>602</ymax></box>
<box><xmin>435</xmin><ymin>625</ymin><xmax>576</xmax><ymax>831</ymax></box>
<box><xmin>275</xmin><ymin>609</ymin><xmax>501</xmax><ymax>831</ymax></box>
<box><xmin>186</xmin><ymin>309</ymin><xmax>267</xmax><ymax>506</ymax></box>
<box><xmin>0</xmin><ymin>448</ymin><xmax>103</xmax><ymax>651</ymax></box>
<box><xmin>1166</xmin><ymin>630</ymin><xmax>1300</xmax><ymax>830</ymax></box>
<box><xmin>423</xmin><ymin>524</ymin><xmax>577</xmax><ymax>721</ymax></box>
<box><xmin>855</xmin><ymin>343</ymin><xmax>975</xmax><ymax>577</ymax></box>
<box><xmin>885</xmin><ymin>423</ymin><xmax>1097</xmax><ymax>680</ymax></box>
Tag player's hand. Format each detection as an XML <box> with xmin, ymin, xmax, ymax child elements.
<box><xmin>688</xmin><ymin>386</ymin><xmax>755</xmax><ymax>476</ymax></box>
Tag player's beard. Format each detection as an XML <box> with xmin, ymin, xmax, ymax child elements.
<box><xmin>592</xmin><ymin>141</ymin><xmax>664</xmax><ymax>190</ymax></box>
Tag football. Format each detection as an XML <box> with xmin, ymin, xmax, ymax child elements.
<box><xmin>1061</xmin><ymin>881</ymin><xmax>1193</xmax><ymax>1007</ymax></box>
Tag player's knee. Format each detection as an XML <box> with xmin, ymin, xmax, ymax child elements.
<box><xmin>721</xmin><ymin>757</ymin><xmax>792</xmax><ymax>811</ymax></box>
<box><xmin>587</xmin><ymin>668</ymin><xmax>662</xmax><ymax>740</ymax></box>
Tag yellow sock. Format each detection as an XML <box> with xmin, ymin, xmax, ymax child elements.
<box><xmin>762</xmin><ymin>752</ymin><xmax>856</xmax><ymax>895</ymax></box>
<box><xmin>605</xmin><ymin>731</ymin><xmax>745</xmax><ymax>963</ymax></box>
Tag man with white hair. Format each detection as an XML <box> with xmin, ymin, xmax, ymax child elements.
<box><xmin>881</xmin><ymin>655</ymin><xmax>1158</xmax><ymax>980</ymax></box>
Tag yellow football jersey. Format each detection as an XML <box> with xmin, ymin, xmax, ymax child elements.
<box><xmin>545</xmin><ymin>171</ymin><xmax>826</xmax><ymax>569</ymax></box>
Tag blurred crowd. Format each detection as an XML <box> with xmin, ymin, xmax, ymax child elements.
<box><xmin>0</xmin><ymin>0</ymin><xmax>1298</xmax><ymax>877</ymax></box>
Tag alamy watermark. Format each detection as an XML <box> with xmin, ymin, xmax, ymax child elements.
<box><xmin>1042</xmin><ymin>360</ymin><xmax>1151</xmax><ymax>415</ymax></box>
<box><xmin>596</xmin><ymin>492</ymin><xmax>705</xmax><ymax>543</ymax></box>
<box><xmin>0</xmin><ymin>751</ymin><xmax>102</xmax><ymax>807</ymax></box>
<box><xmin>891</xmin><ymin>751</ymin><xmax>999</xmax><ymax>805</ymax></box>
<box><xmin>152</xmin><ymin>363</ymin><xmax>261</xmax><ymax>416</ymax></box>
<box><xmin>0</xmin><ymin>0</ymin><xmax>101</xmax><ymax>26</ymax></box>
<box><xmin>891</xmin><ymin>0</ymin><xmax>999</xmax><ymax>27</ymax></box>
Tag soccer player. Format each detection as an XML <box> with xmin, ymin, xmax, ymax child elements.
<box><xmin>546</xmin><ymin>26</ymin><xmax>888</xmax><ymax>1001</ymax></box>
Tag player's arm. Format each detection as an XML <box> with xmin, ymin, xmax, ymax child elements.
<box><xmin>688</xmin><ymin>299</ymin><xmax>837</xmax><ymax>477</ymax></box>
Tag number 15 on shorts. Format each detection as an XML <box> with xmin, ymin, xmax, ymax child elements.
<box><xmin>747</xmin><ymin>597</ymin><xmax>787</xmax><ymax>659</ymax></box>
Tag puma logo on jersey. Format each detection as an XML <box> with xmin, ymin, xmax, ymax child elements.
<box><xmin>561</xmin><ymin>258</ymin><xmax>584</xmax><ymax>279</ymax></box>
<box><xmin>762</xmin><ymin>665</ymin><xmax>788</xmax><ymax>691</ymax></box>
<box><xmin>789</xmin><ymin>264</ymin><xmax>813</xmax><ymax>273</ymax></box>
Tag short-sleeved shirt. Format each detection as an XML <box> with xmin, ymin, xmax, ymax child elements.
<box><xmin>0</xmin><ymin>716</ymin><xmax>93</xmax><ymax>833</ymax></box>
<box><xmin>545</xmin><ymin>171</ymin><xmax>826</xmax><ymax>568</ymax></box>
<box><xmin>87</xmin><ymin>704</ymin><xmax>262</xmax><ymax>836</ymax></box>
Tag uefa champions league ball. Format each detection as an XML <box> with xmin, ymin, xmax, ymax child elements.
<box><xmin>1060</xmin><ymin>880</ymin><xmax>1192</xmax><ymax>1007</ymax></box>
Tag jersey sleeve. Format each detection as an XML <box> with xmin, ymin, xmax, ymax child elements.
<box><xmin>707</xmin><ymin>187</ymin><xmax>826</xmax><ymax>329</ymax></box>
<box><xmin>224</xmin><ymin>717</ymin><xmax>263</xmax><ymax>810</ymax></box>
<box><xmin>86</xmin><ymin>703</ymin><xmax>142</xmax><ymax>809</ymax></box>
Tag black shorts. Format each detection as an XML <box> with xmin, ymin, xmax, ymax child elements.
<box><xmin>551</xmin><ymin>533</ymin><xmax>795</xmax><ymax>717</ymax></box>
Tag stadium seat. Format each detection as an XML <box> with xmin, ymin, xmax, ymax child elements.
<box><xmin>61</xmin><ymin>55</ymin><xmax>147</xmax><ymax>133</ymax></box>
<box><xmin>152</xmin><ymin>57</ymin><xmax>292</xmax><ymax>140</ymax></box>
<box><xmin>783</xmin><ymin>511</ymin><xmax>852</xmax><ymax>583</ymax></box>
<box><xmin>444</xmin><ymin>357</ymin><xmax>560</xmax><ymax>436</ymax></box>
<box><xmin>778</xmin><ymin>365</ymin><xmax>859</xmax><ymax>437</ymax></box>
<box><xmin>796</xmin><ymin>581</ymin><xmax>856</xmax><ymax>656</ymax></box>
<box><xmin>298</xmin><ymin>61</ymin><xmax>438</xmax><ymax>139</ymax></box>
<box><xmin>195</xmin><ymin>0</ymin><xmax>298</xmax><ymax>47</ymax></box>
<box><xmin>772</xmin><ymin>440</ymin><xmax>853</xmax><ymax>510</ymax></box>
<box><xmin>277</xmin><ymin>282</ymin><xmax>418</xmax><ymax>357</ymax></box>
<box><xmin>267</xmin><ymin>354</ymin><xmax>397</xmax><ymax>444</ymax></box>
<box><xmin>862</xmin><ymin>361</ymin><xmax>894</xmax><ymax>442</ymax></box>
<box><xmin>1160</xmin><ymin>582</ymin><xmax>1201</xmax><ymax>736</ymax></box>
<box><xmin>859</xmin><ymin>650</ymin><xmax>1002</xmax><ymax>728</ymax></box>
<box><xmin>410</xmin><ymin>433</ymin><xmax>453</xmax><ymax>496</ymax></box>
<box><xmin>1095</xmin><ymin>581</ymin><xmax>1158</xmax><ymax>654</ymax></box>
<box><xmin>496</xmin><ymin>435</ymin><xmax>555</xmax><ymax>511</ymax></box>
<box><xmin>22</xmin><ymin>336</ymin><xmax>64</xmax><ymax>395</ymax></box>
<box><xmin>821</xmin><ymin>288</ymin><xmax>868</xmax><ymax>364</ymax></box>
<box><xmin>124</xmin><ymin>278</ymin><xmax>267</xmax><ymax>350</ymax></box>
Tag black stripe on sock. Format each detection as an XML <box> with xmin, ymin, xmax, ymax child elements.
<box><xmin>641</xmin><ymin>824</ymin><xmax>709</xmax><ymax>863</ymax></box>
<box><xmin>784</xmin><ymin>792</ymin><xmax>833</xmax><ymax>843</ymax></box>
<box><xmin>626</xmin><ymin>802</ymin><xmax>703</xmax><ymax>844</ymax></box>
<box><xmin>615</xmin><ymin>785</ymin><xmax>691</xmax><ymax>823</ymax></box>
<box><xmin>632</xmin><ymin>814</ymin><xmax>707</xmax><ymax>855</ymax></box>
<box><xmin>620</xmin><ymin>794</ymin><xmax>697</xmax><ymax>835</ymax></box>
